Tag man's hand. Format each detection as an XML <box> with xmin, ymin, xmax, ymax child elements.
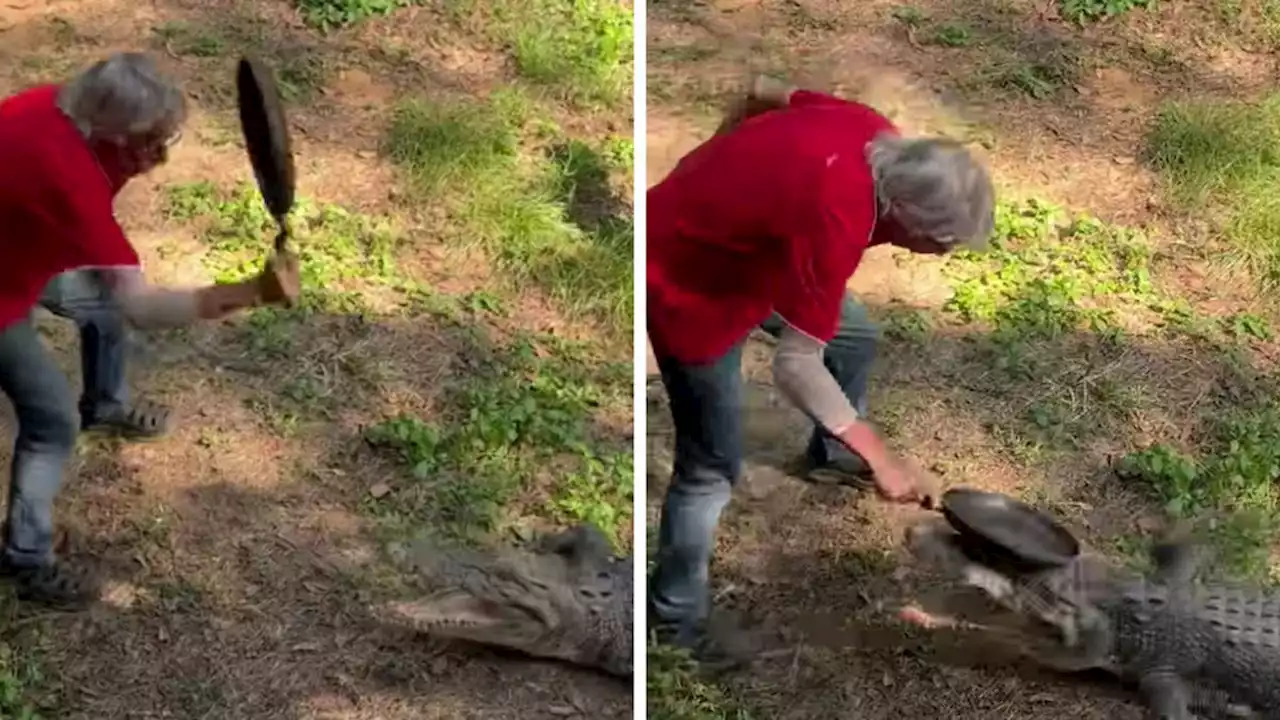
<box><xmin>837</xmin><ymin>421</ymin><xmax>941</xmax><ymax>508</ymax></box>
<box><xmin>714</xmin><ymin>74</ymin><xmax>797</xmax><ymax>136</ymax></box>
<box><xmin>256</xmin><ymin>250</ymin><xmax>301</xmax><ymax>307</ymax></box>
<box><xmin>871</xmin><ymin>459</ymin><xmax>941</xmax><ymax>508</ymax></box>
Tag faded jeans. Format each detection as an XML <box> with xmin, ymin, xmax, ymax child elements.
<box><xmin>649</xmin><ymin>293</ymin><xmax>878</xmax><ymax>627</ymax></box>
<box><xmin>0</xmin><ymin>270</ymin><xmax>130</xmax><ymax>567</ymax></box>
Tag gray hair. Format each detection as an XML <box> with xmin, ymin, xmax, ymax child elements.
<box><xmin>867</xmin><ymin>134</ymin><xmax>996</xmax><ymax>249</ymax></box>
<box><xmin>57</xmin><ymin>52</ymin><xmax>186</xmax><ymax>143</ymax></box>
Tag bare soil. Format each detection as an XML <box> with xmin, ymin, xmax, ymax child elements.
<box><xmin>646</xmin><ymin>0</ymin><xmax>1279</xmax><ymax>717</ymax></box>
<box><xmin>0</xmin><ymin>1</ymin><xmax>630</xmax><ymax>718</ymax></box>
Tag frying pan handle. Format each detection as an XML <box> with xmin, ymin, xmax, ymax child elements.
<box><xmin>272</xmin><ymin>219</ymin><xmax>289</xmax><ymax>253</ymax></box>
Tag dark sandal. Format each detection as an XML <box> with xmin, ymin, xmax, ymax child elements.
<box><xmin>82</xmin><ymin>400</ymin><xmax>173</xmax><ymax>441</ymax></box>
<box><xmin>1</xmin><ymin>559</ymin><xmax>100</xmax><ymax>608</ymax></box>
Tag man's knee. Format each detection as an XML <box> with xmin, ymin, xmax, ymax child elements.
<box><xmin>39</xmin><ymin>270</ymin><xmax>121</xmax><ymax>324</ymax></box>
<box><xmin>15</xmin><ymin>400</ymin><xmax>78</xmax><ymax>451</ymax></box>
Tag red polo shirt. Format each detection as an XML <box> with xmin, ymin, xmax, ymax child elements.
<box><xmin>0</xmin><ymin>84</ymin><xmax>139</xmax><ymax>331</ymax></box>
<box><xmin>647</xmin><ymin>90</ymin><xmax>897</xmax><ymax>365</ymax></box>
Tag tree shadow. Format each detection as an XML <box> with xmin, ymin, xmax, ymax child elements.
<box><xmin>645</xmin><ymin>296</ymin><xmax>1279</xmax><ymax>717</ymax></box>
<box><xmin>0</xmin><ymin>296</ymin><xmax>632</xmax><ymax>718</ymax></box>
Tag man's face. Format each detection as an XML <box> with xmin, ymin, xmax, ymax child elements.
<box><xmin>892</xmin><ymin>232</ymin><xmax>950</xmax><ymax>255</ymax></box>
<box><xmin>118</xmin><ymin>124</ymin><xmax>183</xmax><ymax>176</ymax></box>
<box><xmin>880</xmin><ymin>207</ymin><xmax>952</xmax><ymax>255</ymax></box>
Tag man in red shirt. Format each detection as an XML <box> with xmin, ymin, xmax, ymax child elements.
<box><xmin>0</xmin><ymin>52</ymin><xmax>301</xmax><ymax>607</ymax></box>
<box><xmin>647</xmin><ymin>76</ymin><xmax>996</xmax><ymax>660</ymax></box>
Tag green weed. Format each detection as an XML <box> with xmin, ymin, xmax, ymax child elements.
<box><xmin>1059</xmin><ymin>0</ymin><xmax>1154</xmax><ymax>24</ymax></box>
<box><xmin>944</xmin><ymin>199</ymin><xmax>1157</xmax><ymax>342</ymax></box>
<box><xmin>647</xmin><ymin>643</ymin><xmax>755</xmax><ymax>720</ymax></box>
<box><xmin>890</xmin><ymin>5</ymin><xmax>927</xmax><ymax>27</ymax></box>
<box><xmin>295</xmin><ymin>0</ymin><xmax>410</xmax><ymax>29</ymax></box>
<box><xmin>152</xmin><ymin>22</ymin><xmax>225</xmax><ymax>57</ymax></box>
<box><xmin>164</xmin><ymin>181</ymin><xmax>412</xmax><ymax>318</ymax></box>
<box><xmin>0</xmin><ymin>643</ymin><xmax>44</xmax><ymax>720</ymax></box>
<box><xmin>1117</xmin><ymin>404</ymin><xmax>1280</xmax><ymax>580</ymax></box>
<box><xmin>990</xmin><ymin>59</ymin><xmax>1073</xmax><ymax>99</ymax></box>
<box><xmin>931</xmin><ymin>22</ymin><xmax>973</xmax><ymax>47</ymax></box>
<box><xmin>363</xmin><ymin>335</ymin><xmax>632</xmax><ymax>546</ymax></box>
<box><xmin>548</xmin><ymin>449</ymin><xmax>632</xmax><ymax>539</ymax></box>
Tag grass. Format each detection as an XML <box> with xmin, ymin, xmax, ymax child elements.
<box><xmin>362</xmin><ymin>334</ymin><xmax>632</xmax><ymax>546</ymax></box>
<box><xmin>944</xmin><ymin>199</ymin><xmax>1280</xmax><ymax>581</ymax></box>
<box><xmin>888</xmin><ymin>5</ymin><xmax>1081</xmax><ymax>99</ymax></box>
<box><xmin>446</xmin><ymin>0</ymin><xmax>634</xmax><ymax>107</ymax></box>
<box><xmin>161</xmin><ymin>181</ymin><xmax>633</xmax><ymax>549</ymax></box>
<box><xmin>295</xmin><ymin>0</ymin><xmax>411</xmax><ymax>29</ymax></box>
<box><xmin>0</xmin><ymin>594</ymin><xmax>49</xmax><ymax>720</ymax></box>
<box><xmin>0</xmin><ymin>644</ymin><xmax>45</xmax><ymax>720</ymax></box>
<box><xmin>650</xmin><ymin>197</ymin><xmax>1280</xmax><ymax>712</ymax></box>
<box><xmin>1059</xmin><ymin>0</ymin><xmax>1154</xmax><ymax>24</ymax></box>
<box><xmin>385</xmin><ymin>89</ymin><xmax>634</xmax><ymax>334</ymax></box>
<box><xmin>1144</xmin><ymin>95</ymin><xmax>1280</xmax><ymax>286</ymax></box>
<box><xmin>164</xmin><ymin>181</ymin><xmax>414</xmax><ymax>317</ymax></box>
<box><xmin>294</xmin><ymin>0</ymin><xmax>633</xmax><ymax>108</ymax></box>
<box><xmin>150</xmin><ymin>19</ymin><xmax>328</xmax><ymax>103</ymax></box>
<box><xmin>647</xmin><ymin>645</ymin><xmax>755</xmax><ymax>720</ymax></box>
<box><xmin>1116</xmin><ymin>406</ymin><xmax>1280</xmax><ymax>581</ymax></box>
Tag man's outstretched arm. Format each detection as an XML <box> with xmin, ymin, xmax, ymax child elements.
<box><xmin>714</xmin><ymin>75</ymin><xmax>798</xmax><ymax>136</ymax></box>
<box><xmin>104</xmin><ymin>251</ymin><xmax>300</xmax><ymax>328</ymax></box>
<box><xmin>771</xmin><ymin>324</ymin><xmax>936</xmax><ymax>506</ymax></box>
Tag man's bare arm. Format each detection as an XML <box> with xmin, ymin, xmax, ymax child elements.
<box><xmin>714</xmin><ymin>75</ymin><xmax>799</xmax><ymax>136</ymax></box>
<box><xmin>771</xmin><ymin>325</ymin><xmax>896</xmax><ymax>471</ymax></box>
<box><xmin>104</xmin><ymin>253</ymin><xmax>299</xmax><ymax>329</ymax></box>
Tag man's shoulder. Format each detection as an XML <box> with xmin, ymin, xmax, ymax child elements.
<box><xmin>0</xmin><ymin>84</ymin><xmax>62</xmax><ymax>128</ymax></box>
<box><xmin>0</xmin><ymin>85</ymin><xmax>101</xmax><ymax>195</ymax></box>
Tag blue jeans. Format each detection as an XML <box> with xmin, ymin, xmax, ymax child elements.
<box><xmin>39</xmin><ymin>270</ymin><xmax>132</xmax><ymax>424</ymax></box>
<box><xmin>0</xmin><ymin>271</ymin><xmax>130</xmax><ymax>567</ymax></box>
<box><xmin>649</xmin><ymin>294</ymin><xmax>878</xmax><ymax>626</ymax></box>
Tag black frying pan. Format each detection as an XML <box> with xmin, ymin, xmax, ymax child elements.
<box><xmin>939</xmin><ymin>488</ymin><xmax>1080</xmax><ymax>570</ymax></box>
<box><xmin>236</xmin><ymin>56</ymin><xmax>296</xmax><ymax>252</ymax></box>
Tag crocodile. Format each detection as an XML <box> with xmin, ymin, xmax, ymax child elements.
<box><xmin>902</xmin><ymin>516</ymin><xmax>1280</xmax><ymax>720</ymax></box>
<box><xmin>382</xmin><ymin>522</ymin><xmax>633</xmax><ymax>678</ymax></box>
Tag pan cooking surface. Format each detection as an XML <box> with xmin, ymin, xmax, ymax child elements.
<box><xmin>236</xmin><ymin>56</ymin><xmax>295</xmax><ymax>229</ymax></box>
<box><xmin>941</xmin><ymin>488</ymin><xmax>1080</xmax><ymax>568</ymax></box>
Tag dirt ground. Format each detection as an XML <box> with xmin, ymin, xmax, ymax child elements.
<box><xmin>646</xmin><ymin>1</ymin><xmax>1280</xmax><ymax>718</ymax></box>
<box><xmin>0</xmin><ymin>1</ymin><xmax>631</xmax><ymax>718</ymax></box>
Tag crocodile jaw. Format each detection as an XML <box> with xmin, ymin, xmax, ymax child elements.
<box><xmin>388</xmin><ymin>588</ymin><xmax>559</xmax><ymax>654</ymax></box>
<box><xmin>904</xmin><ymin>519</ymin><xmax>1089</xmax><ymax>647</ymax></box>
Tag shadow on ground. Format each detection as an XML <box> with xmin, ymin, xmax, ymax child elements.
<box><xmin>646</xmin><ymin>298</ymin><xmax>1279</xmax><ymax>719</ymax></box>
<box><xmin>0</xmin><ymin>306</ymin><xmax>631</xmax><ymax>719</ymax></box>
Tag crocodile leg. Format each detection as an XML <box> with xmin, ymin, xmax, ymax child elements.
<box><xmin>1150</xmin><ymin>523</ymin><xmax>1202</xmax><ymax>587</ymax></box>
<box><xmin>1139</xmin><ymin>671</ymin><xmax>1194</xmax><ymax>720</ymax></box>
<box><xmin>538</xmin><ymin>523</ymin><xmax>614</xmax><ymax>569</ymax></box>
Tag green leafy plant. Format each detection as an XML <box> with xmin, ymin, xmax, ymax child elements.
<box><xmin>295</xmin><ymin>0</ymin><xmax>411</xmax><ymax>30</ymax></box>
<box><xmin>1059</xmin><ymin>0</ymin><xmax>1154</xmax><ymax>24</ymax></box>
